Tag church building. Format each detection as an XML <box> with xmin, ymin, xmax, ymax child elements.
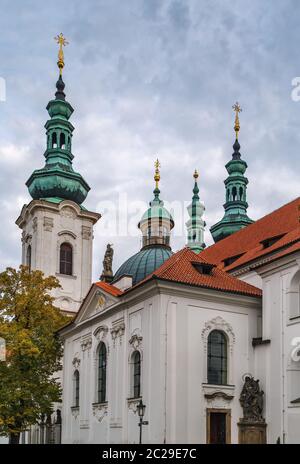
<box><xmin>16</xmin><ymin>38</ymin><xmax>300</xmax><ymax>444</ymax></box>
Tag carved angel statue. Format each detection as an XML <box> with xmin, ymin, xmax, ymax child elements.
<box><xmin>239</xmin><ymin>375</ymin><xmax>264</xmax><ymax>422</ymax></box>
<box><xmin>100</xmin><ymin>244</ymin><xmax>114</xmax><ymax>282</ymax></box>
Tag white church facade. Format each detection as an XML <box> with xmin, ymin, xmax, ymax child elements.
<box><xmin>14</xmin><ymin>43</ymin><xmax>300</xmax><ymax>444</ymax></box>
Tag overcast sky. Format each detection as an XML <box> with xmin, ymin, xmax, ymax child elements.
<box><xmin>1</xmin><ymin>0</ymin><xmax>300</xmax><ymax>279</ymax></box>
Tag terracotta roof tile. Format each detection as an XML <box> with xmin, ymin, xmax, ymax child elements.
<box><xmin>201</xmin><ymin>197</ymin><xmax>300</xmax><ymax>271</ymax></box>
<box><xmin>130</xmin><ymin>247</ymin><xmax>262</xmax><ymax>298</ymax></box>
<box><xmin>95</xmin><ymin>281</ymin><xmax>123</xmax><ymax>296</ymax></box>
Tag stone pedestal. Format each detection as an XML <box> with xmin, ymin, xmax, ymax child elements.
<box><xmin>238</xmin><ymin>420</ymin><xmax>267</xmax><ymax>444</ymax></box>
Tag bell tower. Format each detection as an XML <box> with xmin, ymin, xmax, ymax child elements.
<box><xmin>16</xmin><ymin>34</ymin><xmax>101</xmax><ymax>314</ymax></box>
<box><xmin>210</xmin><ymin>103</ymin><xmax>253</xmax><ymax>243</ymax></box>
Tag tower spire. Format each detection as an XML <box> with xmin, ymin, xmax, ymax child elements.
<box><xmin>186</xmin><ymin>170</ymin><xmax>205</xmax><ymax>253</ymax></box>
<box><xmin>232</xmin><ymin>101</ymin><xmax>242</xmax><ymax>140</ymax></box>
<box><xmin>54</xmin><ymin>33</ymin><xmax>69</xmax><ymax>77</ymax></box>
<box><xmin>210</xmin><ymin>103</ymin><xmax>253</xmax><ymax>243</ymax></box>
<box><xmin>152</xmin><ymin>158</ymin><xmax>162</xmax><ymax>205</ymax></box>
<box><xmin>25</xmin><ymin>35</ymin><xmax>90</xmax><ymax>205</ymax></box>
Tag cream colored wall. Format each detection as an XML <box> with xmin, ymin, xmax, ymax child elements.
<box><xmin>61</xmin><ymin>285</ymin><xmax>261</xmax><ymax>444</ymax></box>
<box><xmin>18</xmin><ymin>200</ymin><xmax>97</xmax><ymax>313</ymax></box>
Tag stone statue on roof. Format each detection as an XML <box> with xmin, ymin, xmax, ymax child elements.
<box><xmin>100</xmin><ymin>244</ymin><xmax>114</xmax><ymax>283</ymax></box>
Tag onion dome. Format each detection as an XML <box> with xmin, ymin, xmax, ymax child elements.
<box><xmin>26</xmin><ymin>34</ymin><xmax>90</xmax><ymax>206</ymax></box>
<box><xmin>113</xmin><ymin>160</ymin><xmax>174</xmax><ymax>286</ymax></box>
<box><xmin>210</xmin><ymin>102</ymin><xmax>253</xmax><ymax>243</ymax></box>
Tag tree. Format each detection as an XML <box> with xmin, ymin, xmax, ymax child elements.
<box><xmin>0</xmin><ymin>266</ymin><xmax>69</xmax><ymax>444</ymax></box>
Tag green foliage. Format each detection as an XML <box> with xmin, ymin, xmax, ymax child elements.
<box><xmin>0</xmin><ymin>266</ymin><xmax>69</xmax><ymax>437</ymax></box>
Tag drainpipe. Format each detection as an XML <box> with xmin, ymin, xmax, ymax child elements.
<box><xmin>163</xmin><ymin>295</ymin><xmax>171</xmax><ymax>444</ymax></box>
<box><xmin>281</xmin><ymin>277</ymin><xmax>286</xmax><ymax>444</ymax></box>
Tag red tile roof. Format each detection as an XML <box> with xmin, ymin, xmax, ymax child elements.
<box><xmin>131</xmin><ymin>247</ymin><xmax>262</xmax><ymax>298</ymax></box>
<box><xmin>95</xmin><ymin>281</ymin><xmax>123</xmax><ymax>296</ymax></box>
<box><xmin>201</xmin><ymin>197</ymin><xmax>300</xmax><ymax>271</ymax></box>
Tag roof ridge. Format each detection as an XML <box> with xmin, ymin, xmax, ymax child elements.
<box><xmin>204</xmin><ymin>196</ymin><xmax>300</xmax><ymax>253</ymax></box>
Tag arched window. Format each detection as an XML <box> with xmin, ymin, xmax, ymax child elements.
<box><xmin>232</xmin><ymin>186</ymin><xmax>237</xmax><ymax>202</ymax></box>
<box><xmin>207</xmin><ymin>330</ymin><xmax>228</xmax><ymax>385</ymax></box>
<box><xmin>288</xmin><ymin>270</ymin><xmax>300</xmax><ymax>319</ymax></box>
<box><xmin>60</xmin><ymin>243</ymin><xmax>72</xmax><ymax>275</ymax></box>
<box><xmin>26</xmin><ymin>245</ymin><xmax>31</xmax><ymax>271</ymax></box>
<box><xmin>52</xmin><ymin>132</ymin><xmax>57</xmax><ymax>148</ymax></box>
<box><xmin>73</xmin><ymin>370</ymin><xmax>80</xmax><ymax>407</ymax></box>
<box><xmin>98</xmin><ymin>343</ymin><xmax>107</xmax><ymax>403</ymax></box>
<box><xmin>132</xmin><ymin>351</ymin><xmax>141</xmax><ymax>398</ymax></box>
<box><xmin>226</xmin><ymin>189</ymin><xmax>230</xmax><ymax>202</ymax></box>
<box><xmin>60</xmin><ymin>132</ymin><xmax>66</xmax><ymax>149</ymax></box>
<box><xmin>239</xmin><ymin>187</ymin><xmax>243</xmax><ymax>201</ymax></box>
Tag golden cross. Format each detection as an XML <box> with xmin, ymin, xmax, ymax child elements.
<box><xmin>54</xmin><ymin>33</ymin><xmax>69</xmax><ymax>76</ymax></box>
<box><xmin>154</xmin><ymin>159</ymin><xmax>161</xmax><ymax>189</ymax></box>
<box><xmin>232</xmin><ymin>101</ymin><xmax>242</xmax><ymax>139</ymax></box>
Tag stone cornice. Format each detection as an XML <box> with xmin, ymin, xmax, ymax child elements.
<box><xmin>59</xmin><ymin>277</ymin><xmax>261</xmax><ymax>339</ymax></box>
<box><xmin>16</xmin><ymin>198</ymin><xmax>101</xmax><ymax>227</ymax></box>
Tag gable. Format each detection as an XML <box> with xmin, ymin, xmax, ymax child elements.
<box><xmin>74</xmin><ymin>283</ymin><xmax>121</xmax><ymax>324</ymax></box>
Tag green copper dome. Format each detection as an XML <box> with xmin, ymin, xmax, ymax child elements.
<box><xmin>114</xmin><ymin>160</ymin><xmax>174</xmax><ymax>286</ymax></box>
<box><xmin>210</xmin><ymin>106</ymin><xmax>253</xmax><ymax>243</ymax></box>
<box><xmin>113</xmin><ymin>246</ymin><xmax>172</xmax><ymax>286</ymax></box>
<box><xmin>138</xmin><ymin>186</ymin><xmax>174</xmax><ymax>227</ymax></box>
<box><xmin>139</xmin><ymin>203</ymin><xmax>174</xmax><ymax>226</ymax></box>
<box><xmin>26</xmin><ymin>75</ymin><xmax>90</xmax><ymax>205</ymax></box>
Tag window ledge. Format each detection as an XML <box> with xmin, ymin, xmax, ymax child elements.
<box><xmin>252</xmin><ymin>337</ymin><xmax>271</xmax><ymax>347</ymax></box>
<box><xmin>127</xmin><ymin>397</ymin><xmax>142</xmax><ymax>414</ymax></box>
<box><xmin>92</xmin><ymin>402</ymin><xmax>108</xmax><ymax>422</ymax></box>
<box><xmin>70</xmin><ymin>406</ymin><xmax>79</xmax><ymax>419</ymax></box>
<box><xmin>290</xmin><ymin>397</ymin><xmax>300</xmax><ymax>405</ymax></box>
<box><xmin>56</xmin><ymin>273</ymin><xmax>77</xmax><ymax>280</ymax></box>
<box><xmin>92</xmin><ymin>401</ymin><xmax>108</xmax><ymax>408</ymax></box>
<box><xmin>287</xmin><ymin>316</ymin><xmax>300</xmax><ymax>326</ymax></box>
<box><xmin>202</xmin><ymin>383</ymin><xmax>235</xmax><ymax>399</ymax></box>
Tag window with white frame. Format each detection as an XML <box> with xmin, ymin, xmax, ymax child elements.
<box><xmin>73</xmin><ymin>370</ymin><xmax>80</xmax><ymax>407</ymax></box>
<box><xmin>207</xmin><ymin>330</ymin><xmax>228</xmax><ymax>385</ymax></box>
<box><xmin>132</xmin><ymin>351</ymin><xmax>141</xmax><ymax>398</ymax></box>
<box><xmin>97</xmin><ymin>342</ymin><xmax>107</xmax><ymax>403</ymax></box>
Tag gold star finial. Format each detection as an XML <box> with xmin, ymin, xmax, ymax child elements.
<box><xmin>232</xmin><ymin>101</ymin><xmax>242</xmax><ymax>139</ymax></box>
<box><xmin>193</xmin><ymin>169</ymin><xmax>199</xmax><ymax>180</ymax></box>
<box><xmin>154</xmin><ymin>159</ymin><xmax>161</xmax><ymax>189</ymax></box>
<box><xmin>54</xmin><ymin>33</ymin><xmax>69</xmax><ymax>76</ymax></box>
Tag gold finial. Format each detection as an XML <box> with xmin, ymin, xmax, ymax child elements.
<box><xmin>154</xmin><ymin>158</ymin><xmax>161</xmax><ymax>189</ymax></box>
<box><xmin>54</xmin><ymin>33</ymin><xmax>69</xmax><ymax>76</ymax></box>
<box><xmin>232</xmin><ymin>101</ymin><xmax>242</xmax><ymax>139</ymax></box>
<box><xmin>193</xmin><ymin>169</ymin><xmax>199</xmax><ymax>180</ymax></box>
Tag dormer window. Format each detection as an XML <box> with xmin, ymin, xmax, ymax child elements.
<box><xmin>260</xmin><ymin>234</ymin><xmax>285</xmax><ymax>249</ymax></box>
<box><xmin>223</xmin><ymin>253</ymin><xmax>244</xmax><ymax>267</ymax></box>
<box><xmin>192</xmin><ymin>262</ymin><xmax>215</xmax><ymax>275</ymax></box>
